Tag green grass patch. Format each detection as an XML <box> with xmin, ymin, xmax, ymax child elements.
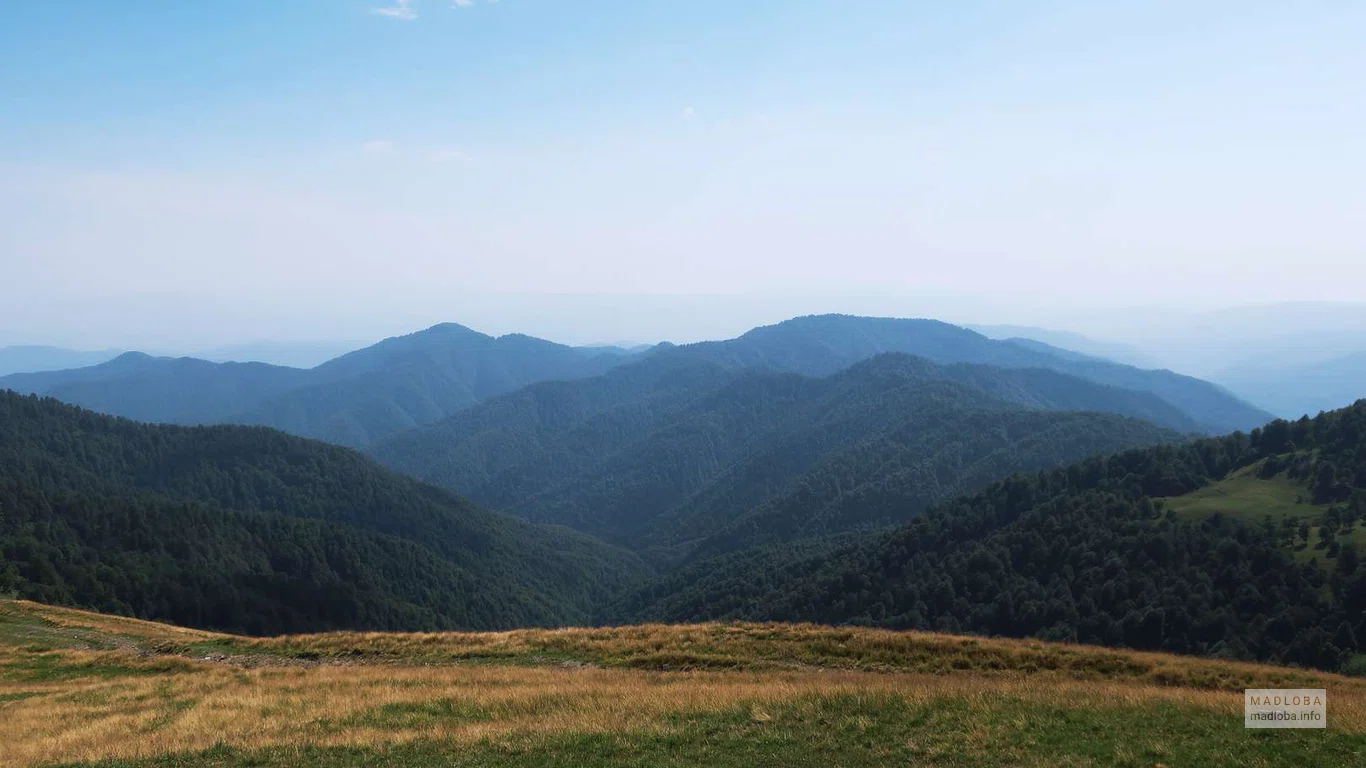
<box><xmin>1164</xmin><ymin>462</ymin><xmax>1321</xmax><ymax>522</ymax></box>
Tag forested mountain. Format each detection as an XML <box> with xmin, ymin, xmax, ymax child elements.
<box><xmin>659</xmin><ymin>315</ymin><xmax>1269</xmax><ymax>433</ymax></box>
<box><xmin>373</xmin><ymin>353</ymin><xmax>1183</xmax><ymax>563</ymax></box>
<box><xmin>0</xmin><ymin>391</ymin><xmax>646</xmax><ymax>635</ymax></box>
<box><xmin>1217</xmin><ymin>351</ymin><xmax>1366</xmax><ymax>419</ymax></box>
<box><xmin>0</xmin><ymin>324</ymin><xmax>635</xmax><ymax>447</ymax></box>
<box><xmin>613</xmin><ymin>401</ymin><xmax>1366</xmax><ymax>672</ymax></box>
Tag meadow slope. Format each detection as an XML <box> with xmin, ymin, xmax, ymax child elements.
<box><xmin>2</xmin><ymin>600</ymin><xmax>1364</xmax><ymax>767</ymax></box>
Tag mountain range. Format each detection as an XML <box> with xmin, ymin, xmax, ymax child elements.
<box><xmin>0</xmin><ymin>315</ymin><xmax>1270</xmax><ymax>452</ymax></box>
<box><xmin>0</xmin><ymin>324</ymin><xmax>634</xmax><ymax>447</ymax></box>
<box><xmin>13</xmin><ymin>312</ymin><xmax>1354</xmax><ymax>674</ymax></box>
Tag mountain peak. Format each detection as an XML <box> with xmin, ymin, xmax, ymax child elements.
<box><xmin>106</xmin><ymin>351</ymin><xmax>157</xmax><ymax>366</ymax></box>
<box><xmin>417</xmin><ymin>322</ymin><xmax>491</xmax><ymax>339</ymax></box>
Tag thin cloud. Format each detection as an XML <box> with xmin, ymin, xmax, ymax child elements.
<box><xmin>372</xmin><ymin>0</ymin><xmax>417</xmax><ymax>20</ymax></box>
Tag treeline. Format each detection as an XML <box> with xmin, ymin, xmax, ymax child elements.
<box><xmin>614</xmin><ymin>402</ymin><xmax>1366</xmax><ymax>672</ymax></box>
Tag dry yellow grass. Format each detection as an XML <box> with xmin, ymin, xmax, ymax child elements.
<box><xmin>13</xmin><ymin>654</ymin><xmax>1356</xmax><ymax>767</ymax></box>
<box><xmin>4</xmin><ymin>600</ymin><xmax>1365</xmax><ymax>767</ymax></box>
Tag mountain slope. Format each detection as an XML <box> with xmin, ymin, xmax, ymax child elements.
<box><xmin>663</xmin><ymin>315</ymin><xmax>1269</xmax><ymax>433</ymax></box>
<box><xmin>0</xmin><ymin>391</ymin><xmax>646</xmax><ymax>635</ymax></box>
<box><xmin>373</xmin><ymin>353</ymin><xmax>1183</xmax><ymax>561</ymax></box>
<box><xmin>0</xmin><ymin>324</ymin><xmax>636</xmax><ymax>447</ymax></box>
<box><xmin>613</xmin><ymin>401</ymin><xmax>1366</xmax><ymax>672</ymax></box>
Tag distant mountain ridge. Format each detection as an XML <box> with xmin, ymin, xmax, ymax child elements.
<box><xmin>1</xmin><ymin>315</ymin><xmax>1268</xmax><ymax>447</ymax></box>
<box><xmin>1216</xmin><ymin>351</ymin><xmax>1366</xmax><ymax>419</ymax></box>
<box><xmin>0</xmin><ymin>323</ymin><xmax>637</xmax><ymax>447</ymax></box>
<box><xmin>969</xmin><ymin>324</ymin><xmax>1161</xmax><ymax>369</ymax></box>
<box><xmin>0</xmin><ymin>345</ymin><xmax>123</xmax><ymax>377</ymax></box>
<box><xmin>653</xmin><ymin>315</ymin><xmax>1269</xmax><ymax>434</ymax></box>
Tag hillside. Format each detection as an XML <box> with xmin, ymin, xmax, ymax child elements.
<box><xmin>3</xmin><ymin>600</ymin><xmax>1363</xmax><ymax>767</ymax></box>
<box><xmin>0</xmin><ymin>324</ymin><xmax>633</xmax><ymax>447</ymax></box>
<box><xmin>0</xmin><ymin>392</ymin><xmax>646</xmax><ymax>635</ymax></box>
<box><xmin>614</xmin><ymin>401</ymin><xmax>1366</xmax><ymax>673</ymax></box>
<box><xmin>372</xmin><ymin>353</ymin><xmax>1183</xmax><ymax>561</ymax></box>
<box><xmin>663</xmin><ymin>315</ymin><xmax>1270</xmax><ymax>433</ymax></box>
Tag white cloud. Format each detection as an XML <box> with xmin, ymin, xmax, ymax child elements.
<box><xmin>363</xmin><ymin>139</ymin><xmax>397</xmax><ymax>153</ymax></box>
<box><xmin>682</xmin><ymin>106</ymin><xmax>696</xmax><ymax>120</ymax></box>
<box><xmin>372</xmin><ymin>0</ymin><xmax>417</xmax><ymax>20</ymax></box>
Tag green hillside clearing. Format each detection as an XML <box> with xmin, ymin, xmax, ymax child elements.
<box><xmin>1163</xmin><ymin>461</ymin><xmax>1323</xmax><ymax>522</ymax></box>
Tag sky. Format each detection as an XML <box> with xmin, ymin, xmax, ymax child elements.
<box><xmin>2</xmin><ymin>0</ymin><xmax>1365</xmax><ymax>349</ymax></box>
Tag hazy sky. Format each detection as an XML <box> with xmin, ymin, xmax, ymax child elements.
<box><xmin>2</xmin><ymin>0</ymin><xmax>1364</xmax><ymax>348</ymax></box>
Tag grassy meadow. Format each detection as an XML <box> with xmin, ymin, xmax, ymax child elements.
<box><xmin>1162</xmin><ymin>462</ymin><xmax>1322</xmax><ymax>522</ymax></box>
<box><xmin>3</xmin><ymin>599</ymin><xmax>1364</xmax><ymax>767</ymax></box>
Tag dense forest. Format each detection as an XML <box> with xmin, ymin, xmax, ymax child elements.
<box><xmin>0</xmin><ymin>391</ymin><xmax>645</xmax><ymax>635</ymax></box>
<box><xmin>373</xmin><ymin>353</ymin><xmax>1183</xmax><ymax>562</ymax></box>
<box><xmin>613</xmin><ymin>401</ymin><xmax>1366</xmax><ymax>672</ymax></box>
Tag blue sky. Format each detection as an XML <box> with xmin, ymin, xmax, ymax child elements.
<box><xmin>2</xmin><ymin>1</ymin><xmax>1364</xmax><ymax>347</ymax></box>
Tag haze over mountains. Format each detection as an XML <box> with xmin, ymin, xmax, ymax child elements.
<box><xmin>0</xmin><ymin>324</ymin><xmax>633</xmax><ymax>447</ymax></box>
<box><xmin>0</xmin><ymin>346</ymin><xmax>123</xmax><ymax>378</ymax></box>
<box><xmin>1216</xmin><ymin>352</ymin><xmax>1366</xmax><ymax>420</ymax></box>
<box><xmin>2</xmin><ymin>315</ymin><xmax>1270</xmax><ymax>448</ymax></box>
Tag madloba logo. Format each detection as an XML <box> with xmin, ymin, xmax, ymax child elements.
<box><xmin>1248</xmin><ymin>693</ymin><xmax>1324</xmax><ymax>706</ymax></box>
<box><xmin>1245</xmin><ymin>689</ymin><xmax>1327</xmax><ymax>729</ymax></box>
